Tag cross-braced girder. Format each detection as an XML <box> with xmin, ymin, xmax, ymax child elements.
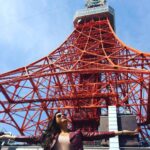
<box><xmin>0</xmin><ymin>17</ymin><xmax>150</xmax><ymax>143</ymax></box>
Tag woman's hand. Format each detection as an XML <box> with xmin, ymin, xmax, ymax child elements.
<box><xmin>115</xmin><ymin>129</ymin><xmax>138</xmax><ymax>136</ymax></box>
<box><xmin>121</xmin><ymin>130</ymin><xmax>138</xmax><ymax>136</ymax></box>
<box><xmin>0</xmin><ymin>135</ymin><xmax>16</xmax><ymax>140</ymax></box>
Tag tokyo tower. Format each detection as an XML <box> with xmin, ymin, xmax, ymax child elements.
<box><xmin>0</xmin><ymin>0</ymin><xmax>150</xmax><ymax>145</ymax></box>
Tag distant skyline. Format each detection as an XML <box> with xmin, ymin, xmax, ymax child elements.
<box><xmin>0</xmin><ymin>0</ymin><xmax>149</xmax><ymax>74</ymax></box>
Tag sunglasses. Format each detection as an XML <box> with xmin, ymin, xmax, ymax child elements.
<box><xmin>56</xmin><ymin>113</ymin><xmax>67</xmax><ymax>118</ymax></box>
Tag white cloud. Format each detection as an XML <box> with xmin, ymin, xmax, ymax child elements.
<box><xmin>0</xmin><ymin>0</ymin><xmax>74</xmax><ymax>72</ymax></box>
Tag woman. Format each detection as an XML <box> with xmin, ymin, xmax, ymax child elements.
<box><xmin>0</xmin><ymin>112</ymin><xmax>138</xmax><ymax>150</ymax></box>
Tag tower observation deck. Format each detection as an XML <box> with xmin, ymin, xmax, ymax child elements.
<box><xmin>74</xmin><ymin>1</ymin><xmax>115</xmax><ymax>30</ymax></box>
<box><xmin>0</xmin><ymin>0</ymin><xmax>150</xmax><ymax>147</ymax></box>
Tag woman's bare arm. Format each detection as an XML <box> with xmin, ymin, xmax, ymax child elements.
<box><xmin>0</xmin><ymin>134</ymin><xmax>41</xmax><ymax>144</ymax></box>
<box><xmin>114</xmin><ymin>130</ymin><xmax>138</xmax><ymax>136</ymax></box>
<box><xmin>0</xmin><ymin>135</ymin><xmax>16</xmax><ymax>140</ymax></box>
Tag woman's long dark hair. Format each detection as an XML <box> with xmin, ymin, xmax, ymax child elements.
<box><xmin>41</xmin><ymin>112</ymin><xmax>61</xmax><ymax>150</ymax></box>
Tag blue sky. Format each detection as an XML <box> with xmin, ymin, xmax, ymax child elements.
<box><xmin>0</xmin><ymin>0</ymin><xmax>150</xmax><ymax>135</ymax></box>
<box><xmin>0</xmin><ymin>0</ymin><xmax>150</xmax><ymax>74</ymax></box>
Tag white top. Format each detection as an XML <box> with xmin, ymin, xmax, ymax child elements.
<box><xmin>55</xmin><ymin>134</ymin><xmax>70</xmax><ymax>150</ymax></box>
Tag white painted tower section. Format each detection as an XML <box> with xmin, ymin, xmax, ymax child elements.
<box><xmin>108</xmin><ymin>106</ymin><xmax>120</xmax><ymax>150</ymax></box>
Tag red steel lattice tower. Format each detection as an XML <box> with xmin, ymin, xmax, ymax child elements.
<box><xmin>0</xmin><ymin>0</ymin><xmax>150</xmax><ymax>144</ymax></box>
